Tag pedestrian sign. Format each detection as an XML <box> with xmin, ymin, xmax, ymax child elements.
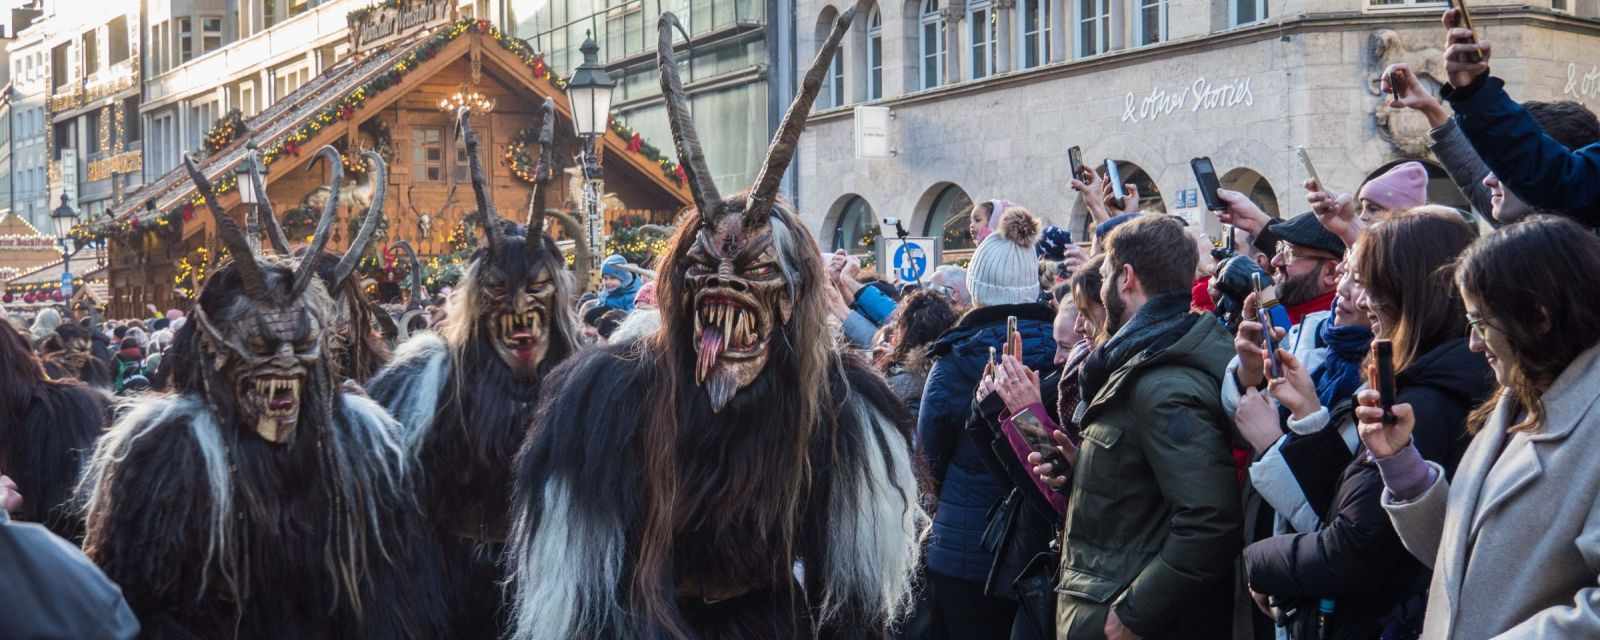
<box><xmin>880</xmin><ymin>236</ymin><xmax>939</xmax><ymax>285</ymax></box>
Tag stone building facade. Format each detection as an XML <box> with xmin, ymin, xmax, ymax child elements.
<box><xmin>792</xmin><ymin>0</ymin><xmax>1600</xmax><ymax>257</ymax></box>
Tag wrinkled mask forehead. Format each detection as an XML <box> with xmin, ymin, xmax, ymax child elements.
<box><xmin>478</xmin><ymin>236</ymin><xmax>548</xmax><ymax>291</ymax></box>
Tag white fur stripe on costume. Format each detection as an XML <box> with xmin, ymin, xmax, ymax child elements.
<box><xmin>372</xmin><ymin>331</ymin><xmax>451</xmax><ymax>459</ymax></box>
<box><xmin>508</xmin><ymin>477</ymin><xmax>627</xmax><ymax>640</ymax></box>
<box><xmin>821</xmin><ymin>396</ymin><xmax>930</xmax><ymax>627</ymax></box>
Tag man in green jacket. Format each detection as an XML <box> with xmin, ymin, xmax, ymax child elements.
<box><xmin>1054</xmin><ymin>215</ymin><xmax>1242</xmax><ymax>640</ymax></box>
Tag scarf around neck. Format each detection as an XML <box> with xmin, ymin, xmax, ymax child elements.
<box><xmin>1079</xmin><ymin>291</ymin><xmax>1197</xmax><ymax>405</ymax></box>
<box><xmin>1311</xmin><ymin>308</ymin><xmax>1373</xmax><ymax>408</ymax></box>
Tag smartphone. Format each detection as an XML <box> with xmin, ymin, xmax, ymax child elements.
<box><xmin>1068</xmin><ymin>146</ymin><xmax>1085</xmax><ymax>182</ymax></box>
<box><xmin>1375</xmin><ymin>339</ymin><xmax>1397</xmax><ymax>425</ymax></box>
<box><xmin>1296</xmin><ymin>146</ymin><xmax>1321</xmax><ymax>190</ymax></box>
<box><xmin>1005</xmin><ymin>316</ymin><xmax>1020</xmax><ymax>359</ymax></box>
<box><xmin>989</xmin><ymin>345</ymin><xmax>999</xmax><ymax>369</ymax></box>
<box><xmin>1191</xmin><ymin>157</ymin><xmax>1224</xmax><ymax>211</ymax></box>
<box><xmin>1448</xmin><ymin>0</ymin><xmax>1474</xmax><ymax>32</ymax></box>
<box><xmin>1252</xmin><ymin>272</ymin><xmax>1279</xmax><ymax>309</ymax></box>
<box><xmin>1106</xmin><ymin>159</ymin><xmax>1126</xmax><ymax>205</ymax></box>
<box><xmin>1259</xmin><ymin>308</ymin><xmax>1283</xmax><ymax>379</ymax></box>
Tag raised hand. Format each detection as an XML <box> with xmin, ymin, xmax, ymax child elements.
<box><xmin>1443</xmin><ymin>9</ymin><xmax>1491</xmax><ymax>88</ymax></box>
<box><xmin>994</xmin><ymin>355</ymin><xmax>1043</xmax><ymax>415</ymax></box>
<box><xmin>1215</xmin><ymin>188</ymin><xmax>1271</xmax><ymax>236</ymax></box>
<box><xmin>1354</xmin><ymin>389</ymin><xmax>1416</xmax><ymax>459</ymax></box>
<box><xmin>1235</xmin><ymin>388</ymin><xmax>1283</xmax><ymax>455</ymax></box>
<box><xmin>1305</xmin><ymin>182</ymin><xmax>1360</xmax><ymax>246</ymax></box>
<box><xmin>1382</xmin><ymin>63</ymin><xmax>1449</xmax><ymax>127</ymax></box>
<box><xmin>1266</xmin><ymin>347</ymin><xmax>1321</xmax><ymax>420</ymax></box>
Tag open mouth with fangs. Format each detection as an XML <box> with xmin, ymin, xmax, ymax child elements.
<box><xmin>692</xmin><ymin>291</ymin><xmax>766</xmax><ymax>384</ymax></box>
<box><xmin>247</xmin><ymin>375</ymin><xmax>303</xmax><ymax>443</ymax></box>
<box><xmin>494</xmin><ymin>309</ymin><xmax>545</xmax><ymax>364</ymax></box>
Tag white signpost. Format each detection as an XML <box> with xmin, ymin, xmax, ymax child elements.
<box><xmin>854</xmin><ymin>106</ymin><xmax>892</xmax><ymax>159</ymax></box>
<box><xmin>879</xmin><ymin>236</ymin><xmax>938</xmax><ymax>285</ymax></box>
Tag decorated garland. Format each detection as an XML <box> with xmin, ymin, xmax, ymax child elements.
<box><xmin>604</xmin><ymin>216</ymin><xmax>671</xmax><ymax>265</ymax></box>
<box><xmin>171</xmin><ymin>246</ymin><xmax>216</xmax><ymax>301</ymax></box>
<box><xmin>505</xmin><ymin>127</ymin><xmax>541</xmax><ymax>184</ymax></box>
<box><xmin>203</xmin><ymin>109</ymin><xmax>247</xmax><ymax>155</ymax></box>
<box><xmin>610</xmin><ymin>119</ymin><xmax>684</xmax><ymax>185</ymax></box>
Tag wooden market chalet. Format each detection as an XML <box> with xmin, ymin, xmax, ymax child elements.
<box><xmin>85</xmin><ymin>0</ymin><xmax>691</xmax><ymax>318</ymax></box>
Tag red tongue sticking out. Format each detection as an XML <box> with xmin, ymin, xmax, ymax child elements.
<box><xmin>697</xmin><ymin>326</ymin><xmax>724</xmax><ymax>384</ymax></box>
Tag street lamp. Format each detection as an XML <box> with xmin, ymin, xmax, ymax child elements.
<box><xmin>565</xmin><ymin>31</ymin><xmax>615</xmax><ymax>275</ymax></box>
<box><xmin>51</xmin><ymin>193</ymin><xmax>80</xmax><ymax>297</ymax></box>
<box><xmin>236</xmin><ymin>143</ymin><xmax>261</xmax><ymax>253</ymax></box>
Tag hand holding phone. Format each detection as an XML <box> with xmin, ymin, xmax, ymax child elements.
<box><xmin>1295</xmin><ymin>147</ymin><xmax>1321</xmax><ymax>192</ymax></box>
<box><xmin>1374</xmin><ymin>339</ymin><xmax>1397</xmax><ymax>425</ymax></box>
<box><xmin>1068</xmin><ymin>146</ymin><xmax>1086</xmax><ymax>183</ymax></box>
<box><xmin>1005</xmin><ymin>316</ymin><xmax>1021</xmax><ymax>359</ymax></box>
<box><xmin>1105</xmin><ymin>160</ymin><xmax>1126</xmax><ymax>208</ymax></box>
<box><xmin>1191</xmin><ymin>157</ymin><xmax>1225</xmax><ymax>211</ymax></box>
<box><xmin>1258</xmin><ymin>309</ymin><xmax>1283</xmax><ymax>379</ymax></box>
<box><xmin>1444</xmin><ymin>3</ymin><xmax>1488</xmax><ymax>85</ymax></box>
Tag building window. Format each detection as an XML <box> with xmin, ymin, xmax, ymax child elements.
<box><xmin>1020</xmin><ymin>0</ymin><xmax>1051</xmax><ymax>68</ymax></box>
<box><xmin>1136</xmin><ymin>0</ymin><xmax>1166</xmax><ymax>45</ymax></box>
<box><xmin>1230</xmin><ymin>0</ymin><xmax>1268</xmax><ymax>26</ymax></box>
<box><xmin>450</xmin><ymin>125</ymin><xmax>485</xmax><ymax>182</ymax></box>
<box><xmin>203</xmin><ymin>17</ymin><xmax>223</xmax><ymax>53</ymax></box>
<box><xmin>87</xmin><ymin>110</ymin><xmax>101</xmax><ymax>155</ymax></box>
<box><xmin>240</xmin><ymin>82</ymin><xmax>255</xmax><ymax>117</ymax></box>
<box><xmin>923</xmin><ymin>184</ymin><xmax>975</xmax><ymax>251</ymax></box>
<box><xmin>825</xmin><ymin>50</ymin><xmax>845</xmax><ymax>108</ymax></box>
<box><xmin>84</xmin><ymin>29</ymin><xmax>99</xmax><ymax>76</ymax></box>
<box><xmin>1077</xmin><ymin>0</ymin><xmax>1111</xmax><ymax>57</ymax></box>
<box><xmin>109</xmin><ymin>16</ymin><xmax>129</xmax><ymax>64</ymax></box>
<box><xmin>919</xmin><ymin>0</ymin><xmax>946</xmax><ymax>90</ymax></box>
<box><xmin>414</xmin><ymin>127</ymin><xmax>443</xmax><ymax>181</ymax></box>
<box><xmin>123</xmin><ymin>97</ymin><xmax>139</xmax><ymax>142</ymax></box>
<box><xmin>968</xmin><ymin>0</ymin><xmax>997</xmax><ymax>80</ymax></box>
<box><xmin>866</xmin><ymin>8</ymin><xmax>883</xmax><ymax>100</ymax></box>
<box><xmin>1553</xmin><ymin>0</ymin><xmax>1569</xmax><ymax>10</ymax></box>
<box><xmin>274</xmin><ymin>63</ymin><xmax>310</xmax><ymax>100</ymax></box>
<box><xmin>178</xmin><ymin>17</ymin><xmax>193</xmax><ymax>64</ymax></box>
<box><xmin>832</xmin><ymin>196</ymin><xmax>876</xmax><ymax>254</ymax></box>
<box><xmin>188</xmin><ymin>102</ymin><xmax>217</xmax><ymax>152</ymax></box>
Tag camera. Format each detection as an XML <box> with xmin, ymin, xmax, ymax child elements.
<box><xmin>880</xmin><ymin>217</ymin><xmax>900</xmax><ymax>228</ymax></box>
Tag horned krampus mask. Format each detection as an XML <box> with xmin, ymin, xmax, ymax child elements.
<box><xmin>456</xmin><ymin>109</ymin><xmax>588</xmax><ymax>379</ymax></box>
<box><xmin>182</xmin><ymin>148</ymin><xmax>385</xmax><ymax>443</ymax></box>
<box><xmin>656</xmin><ymin>6</ymin><xmax>854</xmax><ymax>411</ymax></box>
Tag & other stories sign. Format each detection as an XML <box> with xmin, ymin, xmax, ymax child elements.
<box><xmin>1121</xmin><ymin>76</ymin><xmax>1255</xmax><ymax>124</ymax></box>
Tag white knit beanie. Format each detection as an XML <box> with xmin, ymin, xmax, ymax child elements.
<box><xmin>966</xmin><ymin>207</ymin><xmax>1041</xmax><ymax>307</ymax></box>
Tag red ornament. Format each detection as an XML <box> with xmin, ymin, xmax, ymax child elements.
<box><xmin>531</xmin><ymin>56</ymin><xmax>547</xmax><ymax>78</ymax></box>
<box><xmin>477</xmin><ymin>19</ymin><xmax>490</xmax><ymax>32</ymax></box>
<box><xmin>627</xmin><ymin>133</ymin><xmax>643</xmax><ymax>153</ymax></box>
<box><xmin>182</xmin><ymin>203</ymin><xmax>196</xmax><ymax>222</ymax></box>
<box><xmin>1</xmin><ymin>292</ymin><xmax>11</xmax><ymax>303</ymax></box>
<box><xmin>24</xmin><ymin>292</ymin><xmax>36</xmax><ymax>303</ymax></box>
<box><xmin>51</xmin><ymin>291</ymin><xmax>64</xmax><ymax>302</ymax></box>
<box><xmin>284</xmin><ymin>140</ymin><xmax>301</xmax><ymax>156</ymax></box>
<box><xmin>673</xmin><ymin>164</ymin><xmax>686</xmax><ymax>182</ymax></box>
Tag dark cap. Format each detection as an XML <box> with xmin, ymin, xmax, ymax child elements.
<box><xmin>1272</xmin><ymin>211</ymin><xmax>1346</xmax><ymax>257</ymax></box>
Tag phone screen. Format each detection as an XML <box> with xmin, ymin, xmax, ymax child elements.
<box><xmin>1005</xmin><ymin>316</ymin><xmax>1020</xmax><ymax>359</ymax></box>
<box><xmin>1259</xmin><ymin>309</ymin><xmax>1283</xmax><ymax>379</ymax></box>
<box><xmin>1191</xmin><ymin>157</ymin><xmax>1223</xmax><ymax>211</ymax></box>
<box><xmin>1106</xmin><ymin>159</ymin><xmax>1126</xmax><ymax>202</ymax></box>
<box><xmin>1375</xmin><ymin>339</ymin><xmax>1397</xmax><ymax>424</ymax></box>
<box><xmin>1296</xmin><ymin>146</ymin><xmax>1321</xmax><ymax>188</ymax></box>
<box><xmin>1068</xmin><ymin>146</ymin><xmax>1085</xmax><ymax>181</ymax></box>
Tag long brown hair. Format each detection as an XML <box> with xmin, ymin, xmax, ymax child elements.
<box><xmin>1456</xmin><ymin>215</ymin><xmax>1600</xmax><ymax>434</ymax></box>
<box><xmin>636</xmin><ymin>196</ymin><xmax>835</xmax><ymax>637</ymax></box>
<box><xmin>1353</xmin><ymin>209</ymin><xmax>1476</xmax><ymax>374</ymax></box>
<box><xmin>0</xmin><ymin>319</ymin><xmax>51</xmax><ymax>420</ymax></box>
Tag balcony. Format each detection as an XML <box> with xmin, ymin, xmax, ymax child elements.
<box><xmin>145</xmin><ymin>0</ymin><xmax>363</xmax><ymax>104</ymax></box>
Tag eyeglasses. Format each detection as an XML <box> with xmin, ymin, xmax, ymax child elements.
<box><xmin>1275</xmin><ymin>241</ymin><xmax>1338</xmax><ymax>264</ymax></box>
<box><xmin>1466</xmin><ymin>314</ymin><xmax>1494</xmax><ymax>341</ymax></box>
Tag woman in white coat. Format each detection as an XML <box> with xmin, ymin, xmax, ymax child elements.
<box><xmin>1357</xmin><ymin>215</ymin><xmax>1600</xmax><ymax>639</ymax></box>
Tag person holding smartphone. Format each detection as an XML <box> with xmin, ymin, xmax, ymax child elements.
<box><xmin>1436</xmin><ymin>9</ymin><xmax>1600</xmax><ymax>226</ymax></box>
<box><xmin>1242</xmin><ymin>211</ymin><xmax>1492</xmax><ymax>640</ymax></box>
<box><xmin>1353</xmin><ymin>217</ymin><xmax>1600</xmax><ymax>638</ymax></box>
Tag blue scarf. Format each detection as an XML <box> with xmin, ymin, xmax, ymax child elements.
<box><xmin>1311</xmin><ymin>309</ymin><xmax>1373</xmax><ymax>408</ymax></box>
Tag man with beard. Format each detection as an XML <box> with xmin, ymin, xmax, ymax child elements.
<box><xmin>76</xmin><ymin>152</ymin><xmax>447</xmax><ymax>639</ymax></box>
<box><xmin>41</xmin><ymin>323</ymin><xmax>114</xmax><ymax>389</ymax></box>
<box><xmin>0</xmin><ymin>318</ymin><xmax>109</xmax><ymax>542</ymax></box>
<box><xmin>1052</xmin><ymin>215</ymin><xmax>1241</xmax><ymax>639</ymax></box>
<box><xmin>1221</xmin><ymin>211</ymin><xmax>1345</xmax><ymax>419</ymax></box>
<box><xmin>503</xmin><ymin>7</ymin><xmax>927</xmax><ymax>639</ymax></box>
<box><xmin>367</xmin><ymin>109</ymin><xmax>588</xmax><ymax>636</ymax></box>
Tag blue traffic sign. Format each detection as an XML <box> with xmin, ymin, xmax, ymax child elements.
<box><xmin>893</xmin><ymin>242</ymin><xmax>928</xmax><ymax>282</ymax></box>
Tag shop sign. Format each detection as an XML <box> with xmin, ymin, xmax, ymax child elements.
<box><xmin>350</xmin><ymin>0</ymin><xmax>455</xmax><ymax>52</ymax></box>
<box><xmin>1564</xmin><ymin>63</ymin><xmax>1600</xmax><ymax>104</ymax></box>
<box><xmin>854</xmin><ymin>106</ymin><xmax>892</xmax><ymax>159</ymax></box>
<box><xmin>1121</xmin><ymin>77</ymin><xmax>1255</xmax><ymax>124</ymax></box>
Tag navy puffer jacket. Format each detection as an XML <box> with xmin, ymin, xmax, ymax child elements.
<box><xmin>916</xmin><ymin>302</ymin><xmax>1057</xmax><ymax>583</ymax></box>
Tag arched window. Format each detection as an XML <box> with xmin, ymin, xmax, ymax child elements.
<box><xmin>1019</xmin><ymin>0</ymin><xmax>1051</xmax><ymax>69</ymax></box>
<box><xmin>833</xmin><ymin>196</ymin><xmax>877</xmax><ymax>254</ymax></box>
<box><xmin>968</xmin><ymin>0</ymin><xmax>997</xmax><ymax>80</ymax></box>
<box><xmin>866</xmin><ymin>8</ymin><xmax>883</xmax><ymax>100</ymax></box>
<box><xmin>919</xmin><ymin>0</ymin><xmax>945</xmax><ymax>90</ymax></box>
<box><xmin>818</xmin><ymin>9</ymin><xmax>846</xmax><ymax>108</ymax></box>
<box><xmin>922</xmin><ymin>184</ymin><xmax>975</xmax><ymax>252</ymax></box>
<box><xmin>1221</xmin><ymin>167</ymin><xmax>1281</xmax><ymax>220</ymax></box>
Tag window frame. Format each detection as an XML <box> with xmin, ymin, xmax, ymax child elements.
<box><xmin>83</xmin><ymin>28</ymin><xmax>99</xmax><ymax>76</ymax></box>
<box><xmin>1229</xmin><ymin>0</ymin><xmax>1271</xmax><ymax>26</ymax></box>
<box><xmin>177</xmin><ymin>16</ymin><xmax>193</xmax><ymax>64</ymax></box>
<box><xmin>967</xmin><ymin>0</ymin><xmax>997</xmax><ymax>80</ymax></box>
<box><xmin>413</xmin><ymin>127</ymin><xmax>445</xmax><ymax>182</ymax></box>
<box><xmin>866</xmin><ymin>7</ymin><xmax>883</xmax><ymax>100</ymax></box>
<box><xmin>919</xmin><ymin>0</ymin><xmax>945</xmax><ymax>90</ymax></box>
<box><xmin>1018</xmin><ymin>0</ymin><xmax>1052</xmax><ymax>69</ymax></box>
<box><xmin>1075</xmin><ymin>0</ymin><xmax>1111</xmax><ymax>58</ymax></box>
<box><xmin>1135</xmin><ymin>0</ymin><xmax>1167</xmax><ymax>46</ymax></box>
<box><xmin>202</xmin><ymin>15</ymin><xmax>224</xmax><ymax>54</ymax></box>
<box><xmin>825</xmin><ymin>48</ymin><xmax>845</xmax><ymax>108</ymax></box>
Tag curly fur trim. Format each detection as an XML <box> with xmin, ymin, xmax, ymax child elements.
<box><xmin>999</xmin><ymin>207</ymin><xmax>1040</xmax><ymax>247</ymax></box>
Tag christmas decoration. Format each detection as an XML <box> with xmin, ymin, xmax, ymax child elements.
<box><xmin>202</xmin><ymin>109</ymin><xmax>247</xmax><ymax>155</ymax></box>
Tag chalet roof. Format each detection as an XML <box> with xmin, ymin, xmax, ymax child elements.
<box><xmin>98</xmin><ymin>18</ymin><xmax>689</xmax><ymax>232</ymax></box>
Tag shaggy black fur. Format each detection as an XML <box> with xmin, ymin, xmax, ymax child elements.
<box><xmin>0</xmin><ymin>360</ymin><xmax>109</xmax><ymax>543</ymax></box>
<box><xmin>510</xmin><ymin>339</ymin><xmax>916</xmax><ymax>639</ymax></box>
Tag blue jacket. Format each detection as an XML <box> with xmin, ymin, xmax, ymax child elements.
<box><xmin>1445</xmin><ymin>75</ymin><xmax>1600</xmax><ymax>225</ymax></box>
<box><xmin>851</xmin><ymin>284</ymin><xmax>897</xmax><ymax>326</ymax></box>
<box><xmin>916</xmin><ymin>302</ymin><xmax>1058</xmax><ymax>582</ymax></box>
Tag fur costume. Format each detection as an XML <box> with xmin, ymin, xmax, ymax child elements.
<box><xmin>505</xmin><ymin>7</ymin><xmax>929</xmax><ymax>639</ymax></box>
<box><xmin>77</xmin><ymin>151</ymin><xmax>447</xmax><ymax>639</ymax></box>
<box><xmin>367</xmin><ymin>108</ymin><xmax>588</xmax><ymax>636</ymax></box>
<box><xmin>0</xmin><ymin>320</ymin><xmax>110</xmax><ymax>542</ymax></box>
<box><xmin>40</xmin><ymin>323</ymin><xmax>114</xmax><ymax>389</ymax></box>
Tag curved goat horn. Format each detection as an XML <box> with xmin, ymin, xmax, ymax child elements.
<box><xmin>246</xmin><ymin>147</ymin><xmax>291</xmax><ymax>255</ymax></box>
<box><xmin>330</xmin><ymin>150</ymin><xmax>388</xmax><ymax>288</ymax></box>
<box><xmin>546</xmin><ymin>208</ymin><xmax>590</xmax><ymax>293</ymax></box>
<box><xmin>183</xmin><ymin>154</ymin><xmax>268</xmax><ymax>299</ymax></box>
<box><xmin>458</xmin><ymin>108</ymin><xmax>503</xmax><ymax>256</ymax></box>
<box><xmin>743</xmin><ymin>3</ymin><xmax>857</xmax><ymax>228</ymax></box>
<box><xmin>526</xmin><ymin>190</ymin><xmax>547</xmax><ymax>239</ymax></box>
<box><xmin>656</xmin><ymin>13</ymin><xmax>723</xmax><ymax>222</ymax></box>
<box><xmin>292</xmin><ymin>145</ymin><xmax>344</xmax><ymax>298</ymax></box>
<box><xmin>391</xmin><ymin>240</ymin><xmax>424</xmax><ymax>311</ymax></box>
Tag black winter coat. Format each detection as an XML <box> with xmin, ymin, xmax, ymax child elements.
<box><xmin>1243</xmin><ymin>338</ymin><xmax>1493</xmax><ymax>640</ymax></box>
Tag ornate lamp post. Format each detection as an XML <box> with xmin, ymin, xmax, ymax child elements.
<box><xmin>236</xmin><ymin>143</ymin><xmax>261</xmax><ymax>253</ymax></box>
<box><xmin>50</xmin><ymin>193</ymin><xmax>81</xmax><ymax>297</ymax></box>
<box><xmin>564</xmin><ymin>31</ymin><xmax>615</xmax><ymax>275</ymax></box>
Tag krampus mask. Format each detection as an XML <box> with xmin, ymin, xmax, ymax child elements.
<box><xmin>658</xmin><ymin>7</ymin><xmax>851</xmax><ymax>411</ymax></box>
<box><xmin>453</xmin><ymin>109</ymin><xmax>588</xmax><ymax>380</ymax></box>
<box><xmin>182</xmin><ymin>147</ymin><xmax>385</xmax><ymax>443</ymax></box>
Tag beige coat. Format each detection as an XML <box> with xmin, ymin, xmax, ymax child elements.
<box><xmin>1384</xmin><ymin>343</ymin><xmax>1600</xmax><ymax>639</ymax></box>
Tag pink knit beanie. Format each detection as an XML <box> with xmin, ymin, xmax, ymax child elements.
<box><xmin>1359</xmin><ymin>162</ymin><xmax>1429</xmax><ymax>212</ymax></box>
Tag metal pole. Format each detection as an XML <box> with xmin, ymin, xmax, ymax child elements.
<box><xmin>583</xmin><ymin>134</ymin><xmax>605</xmax><ymax>274</ymax></box>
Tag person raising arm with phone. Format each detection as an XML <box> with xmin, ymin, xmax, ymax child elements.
<box><xmin>1361</xmin><ymin>216</ymin><xmax>1600</xmax><ymax>638</ymax></box>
